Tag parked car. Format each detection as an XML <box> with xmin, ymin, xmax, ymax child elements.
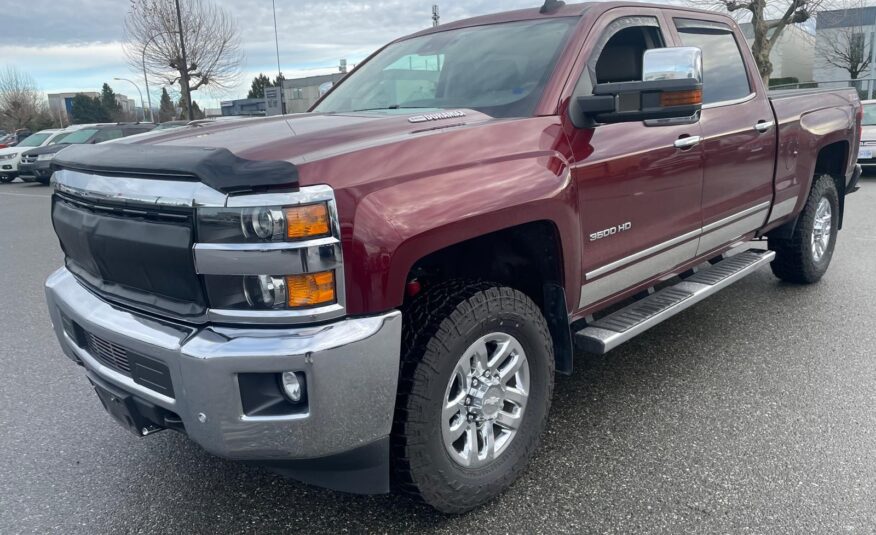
<box><xmin>44</xmin><ymin>1</ymin><xmax>861</xmax><ymax>514</ymax></box>
<box><xmin>857</xmin><ymin>99</ymin><xmax>876</xmax><ymax>170</ymax></box>
<box><xmin>19</xmin><ymin>123</ymin><xmax>155</xmax><ymax>184</ymax></box>
<box><xmin>0</xmin><ymin>128</ymin><xmax>68</xmax><ymax>183</ymax></box>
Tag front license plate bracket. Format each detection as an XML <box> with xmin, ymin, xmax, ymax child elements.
<box><xmin>92</xmin><ymin>381</ymin><xmax>162</xmax><ymax>437</ymax></box>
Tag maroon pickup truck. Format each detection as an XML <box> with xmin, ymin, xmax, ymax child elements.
<box><xmin>45</xmin><ymin>1</ymin><xmax>861</xmax><ymax>513</ymax></box>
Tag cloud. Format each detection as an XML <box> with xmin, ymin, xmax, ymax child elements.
<box><xmin>0</xmin><ymin>0</ymin><xmax>670</xmax><ymax>107</ymax></box>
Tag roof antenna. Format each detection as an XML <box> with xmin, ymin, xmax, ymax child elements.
<box><xmin>540</xmin><ymin>0</ymin><xmax>566</xmax><ymax>14</ymax></box>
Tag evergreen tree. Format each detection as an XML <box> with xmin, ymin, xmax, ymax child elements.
<box><xmin>100</xmin><ymin>83</ymin><xmax>122</xmax><ymax>119</ymax></box>
<box><xmin>70</xmin><ymin>93</ymin><xmax>111</xmax><ymax>124</ymax></box>
<box><xmin>158</xmin><ymin>88</ymin><xmax>175</xmax><ymax>123</ymax></box>
<box><xmin>191</xmin><ymin>100</ymin><xmax>205</xmax><ymax>119</ymax></box>
<box><xmin>272</xmin><ymin>72</ymin><xmax>285</xmax><ymax>87</ymax></box>
<box><xmin>247</xmin><ymin>73</ymin><xmax>271</xmax><ymax>99</ymax></box>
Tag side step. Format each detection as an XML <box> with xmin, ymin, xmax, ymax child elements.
<box><xmin>575</xmin><ymin>249</ymin><xmax>775</xmax><ymax>354</ymax></box>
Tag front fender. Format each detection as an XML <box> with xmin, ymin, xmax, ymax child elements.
<box><xmin>345</xmin><ymin>156</ymin><xmax>581</xmax><ymax>314</ymax></box>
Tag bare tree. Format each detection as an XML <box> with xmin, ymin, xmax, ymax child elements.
<box><xmin>691</xmin><ymin>0</ymin><xmax>828</xmax><ymax>86</ymax></box>
<box><xmin>123</xmin><ymin>0</ymin><xmax>243</xmax><ymax>114</ymax></box>
<box><xmin>817</xmin><ymin>3</ymin><xmax>872</xmax><ymax>81</ymax></box>
<box><xmin>0</xmin><ymin>66</ymin><xmax>46</xmax><ymax>131</ymax></box>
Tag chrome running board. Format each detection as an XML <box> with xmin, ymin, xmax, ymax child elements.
<box><xmin>575</xmin><ymin>249</ymin><xmax>776</xmax><ymax>354</ymax></box>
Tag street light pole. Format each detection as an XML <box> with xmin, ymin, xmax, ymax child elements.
<box><xmin>174</xmin><ymin>0</ymin><xmax>193</xmax><ymax>120</ymax></box>
<box><xmin>272</xmin><ymin>0</ymin><xmax>282</xmax><ymax>80</ymax></box>
<box><xmin>113</xmin><ymin>77</ymin><xmax>146</xmax><ymax>122</ymax></box>
<box><xmin>141</xmin><ymin>30</ymin><xmax>178</xmax><ymax>124</ymax></box>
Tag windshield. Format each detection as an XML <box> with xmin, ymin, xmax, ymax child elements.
<box><xmin>16</xmin><ymin>133</ymin><xmax>51</xmax><ymax>147</ymax></box>
<box><xmin>314</xmin><ymin>18</ymin><xmax>578</xmax><ymax>118</ymax></box>
<box><xmin>57</xmin><ymin>129</ymin><xmax>98</xmax><ymax>144</ymax></box>
<box><xmin>48</xmin><ymin>132</ymin><xmax>70</xmax><ymax>145</ymax></box>
<box><xmin>863</xmin><ymin>103</ymin><xmax>876</xmax><ymax>126</ymax></box>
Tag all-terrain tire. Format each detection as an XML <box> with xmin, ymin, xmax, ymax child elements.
<box><xmin>769</xmin><ymin>174</ymin><xmax>839</xmax><ymax>284</ymax></box>
<box><xmin>391</xmin><ymin>280</ymin><xmax>554</xmax><ymax>514</ymax></box>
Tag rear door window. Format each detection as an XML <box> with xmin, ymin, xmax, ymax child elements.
<box><xmin>92</xmin><ymin>128</ymin><xmax>124</xmax><ymax>143</ymax></box>
<box><xmin>674</xmin><ymin>19</ymin><xmax>751</xmax><ymax>105</ymax></box>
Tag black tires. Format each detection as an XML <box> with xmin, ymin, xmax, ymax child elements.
<box><xmin>769</xmin><ymin>174</ymin><xmax>839</xmax><ymax>284</ymax></box>
<box><xmin>0</xmin><ymin>174</ymin><xmax>13</xmax><ymax>184</ymax></box>
<box><xmin>392</xmin><ymin>281</ymin><xmax>554</xmax><ymax>514</ymax></box>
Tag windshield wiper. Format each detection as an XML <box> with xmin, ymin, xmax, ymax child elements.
<box><xmin>351</xmin><ymin>105</ymin><xmax>440</xmax><ymax>112</ymax></box>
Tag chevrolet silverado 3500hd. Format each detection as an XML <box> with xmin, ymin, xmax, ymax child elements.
<box><xmin>45</xmin><ymin>1</ymin><xmax>861</xmax><ymax>513</ymax></box>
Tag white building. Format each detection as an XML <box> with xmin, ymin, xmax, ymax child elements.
<box><xmin>812</xmin><ymin>6</ymin><xmax>876</xmax><ymax>90</ymax></box>
<box><xmin>739</xmin><ymin>22</ymin><xmax>815</xmax><ymax>83</ymax></box>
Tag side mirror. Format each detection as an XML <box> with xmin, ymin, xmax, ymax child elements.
<box><xmin>578</xmin><ymin>46</ymin><xmax>703</xmax><ymax>126</ymax></box>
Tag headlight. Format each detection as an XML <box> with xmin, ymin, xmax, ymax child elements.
<box><xmin>0</xmin><ymin>153</ymin><xmax>17</xmax><ymax>160</ymax></box>
<box><xmin>197</xmin><ymin>202</ymin><xmax>331</xmax><ymax>243</ymax></box>
<box><xmin>197</xmin><ymin>198</ymin><xmax>340</xmax><ymax>312</ymax></box>
<box><xmin>37</xmin><ymin>153</ymin><xmax>55</xmax><ymax>161</ymax></box>
<box><xmin>204</xmin><ymin>271</ymin><xmax>338</xmax><ymax>310</ymax></box>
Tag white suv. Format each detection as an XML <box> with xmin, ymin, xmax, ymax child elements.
<box><xmin>0</xmin><ymin>129</ymin><xmax>66</xmax><ymax>183</ymax></box>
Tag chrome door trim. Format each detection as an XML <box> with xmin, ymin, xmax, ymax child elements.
<box><xmin>701</xmin><ymin>201</ymin><xmax>770</xmax><ymax>233</ymax></box>
<box><xmin>586</xmin><ymin>228</ymin><xmax>701</xmax><ymax>279</ymax></box>
<box><xmin>767</xmin><ymin>197</ymin><xmax>797</xmax><ymax>223</ymax></box>
<box><xmin>582</xmin><ymin>201</ymin><xmax>772</xmax><ymax>306</ymax></box>
<box><xmin>580</xmin><ymin>239</ymin><xmax>699</xmax><ymax>308</ymax></box>
<box><xmin>701</xmin><ymin>92</ymin><xmax>756</xmax><ymax>110</ymax></box>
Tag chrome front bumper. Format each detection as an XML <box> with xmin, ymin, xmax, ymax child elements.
<box><xmin>45</xmin><ymin>267</ymin><xmax>402</xmax><ymax>463</ymax></box>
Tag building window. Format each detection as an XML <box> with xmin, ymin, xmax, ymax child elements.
<box><xmin>291</xmin><ymin>88</ymin><xmax>304</xmax><ymax>100</ymax></box>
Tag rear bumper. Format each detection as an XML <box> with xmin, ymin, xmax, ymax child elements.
<box><xmin>45</xmin><ymin>267</ymin><xmax>402</xmax><ymax>493</ymax></box>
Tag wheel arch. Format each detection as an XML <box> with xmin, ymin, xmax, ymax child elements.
<box><xmin>401</xmin><ymin>220</ymin><xmax>575</xmax><ymax>375</ymax></box>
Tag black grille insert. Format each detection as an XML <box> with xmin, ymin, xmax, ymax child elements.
<box><xmin>83</xmin><ymin>330</ymin><xmax>175</xmax><ymax>398</ymax></box>
<box><xmin>87</xmin><ymin>332</ymin><xmax>131</xmax><ymax>374</ymax></box>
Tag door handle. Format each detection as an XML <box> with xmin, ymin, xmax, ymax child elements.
<box><xmin>754</xmin><ymin>120</ymin><xmax>775</xmax><ymax>133</ymax></box>
<box><xmin>674</xmin><ymin>135</ymin><xmax>702</xmax><ymax>149</ymax></box>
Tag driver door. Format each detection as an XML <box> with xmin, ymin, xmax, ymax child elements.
<box><xmin>564</xmin><ymin>10</ymin><xmax>704</xmax><ymax>312</ymax></box>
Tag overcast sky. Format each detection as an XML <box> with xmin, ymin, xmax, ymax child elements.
<box><xmin>1</xmin><ymin>0</ymin><xmax>602</xmax><ymax>109</ymax></box>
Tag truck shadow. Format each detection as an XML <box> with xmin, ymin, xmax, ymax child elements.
<box><xmin>100</xmin><ymin>270</ymin><xmax>833</xmax><ymax>532</ymax></box>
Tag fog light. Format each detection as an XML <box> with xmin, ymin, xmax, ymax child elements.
<box><xmin>281</xmin><ymin>371</ymin><xmax>303</xmax><ymax>402</ymax></box>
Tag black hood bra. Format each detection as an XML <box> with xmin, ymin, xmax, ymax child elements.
<box><xmin>52</xmin><ymin>143</ymin><xmax>300</xmax><ymax>194</ymax></box>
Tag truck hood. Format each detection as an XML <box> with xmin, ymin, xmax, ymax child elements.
<box><xmin>22</xmin><ymin>143</ymin><xmax>73</xmax><ymax>156</ymax></box>
<box><xmin>122</xmin><ymin>111</ymin><xmax>496</xmax><ymax>186</ymax></box>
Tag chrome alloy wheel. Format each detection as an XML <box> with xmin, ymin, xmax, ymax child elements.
<box><xmin>811</xmin><ymin>197</ymin><xmax>832</xmax><ymax>262</ymax></box>
<box><xmin>441</xmin><ymin>332</ymin><xmax>530</xmax><ymax>468</ymax></box>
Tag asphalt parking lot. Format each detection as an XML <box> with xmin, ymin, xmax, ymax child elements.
<box><xmin>1</xmin><ymin>178</ymin><xmax>874</xmax><ymax>533</ymax></box>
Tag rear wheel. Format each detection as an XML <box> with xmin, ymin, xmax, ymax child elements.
<box><xmin>392</xmin><ymin>281</ymin><xmax>554</xmax><ymax>514</ymax></box>
<box><xmin>769</xmin><ymin>174</ymin><xmax>839</xmax><ymax>284</ymax></box>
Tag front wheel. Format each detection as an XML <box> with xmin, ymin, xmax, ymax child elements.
<box><xmin>0</xmin><ymin>174</ymin><xmax>13</xmax><ymax>184</ymax></box>
<box><xmin>769</xmin><ymin>174</ymin><xmax>839</xmax><ymax>284</ymax></box>
<box><xmin>392</xmin><ymin>282</ymin><xmax>554</xmax><ymax>514</ymax></box>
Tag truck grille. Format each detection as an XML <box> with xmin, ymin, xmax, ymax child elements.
<box><xmin>86</xmin><ymin>332</ymin><xmax>131</xmax><ymax>375</ymax></box>
<box><xmin>82</xmin><ymin>329</ymin><xmax>175</xmax><ymax>398</ymax></box>
<box><xmin>52</xmin><ymin>192</ymin><xmax>207</xmax><ymax>320</ymax></box>
<box><xmin>21</xmin><ymin>154</ymin><xmax>37</xmax><ymax>164</ymax></box>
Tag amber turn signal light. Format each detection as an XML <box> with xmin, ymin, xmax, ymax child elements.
<box><xmin>286</xmin><ymin>271</ymin><xmax>336</xmax><ymax>307</ymax></box>
<box><xmin>660</xmin><ymin>89</ymin><xmax>703</xmax><ymax>107</ymax></box>
<box><xmin>284</xmin><ymin>203</ymin><xmax>330</xmax><ymax>240</ymax></box>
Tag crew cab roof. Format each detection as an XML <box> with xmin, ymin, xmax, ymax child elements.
<box><xmin>403</xmin><ymin>2</ymin><xmax>734</xmax><ymax>40</ymax></box>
